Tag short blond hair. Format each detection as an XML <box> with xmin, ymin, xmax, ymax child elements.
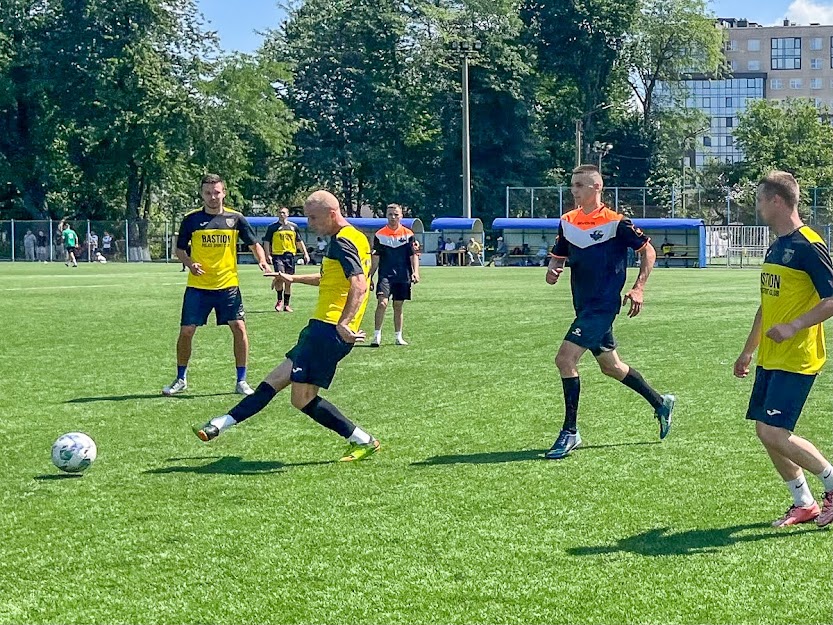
<box><xmin>758</xmin><ymin>171</ymin><xmax>799</xmax><ymax>208</ymax></box>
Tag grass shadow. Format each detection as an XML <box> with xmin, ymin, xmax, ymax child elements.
<box><xmin>413</xmin><ymin>441</ymin><xmax>661</xmax><ymax>466</ymax></box>
<box><xmin>567</xmin><ymin>522</ymin><xmax>817</xmax><ymax>557</ymax></box>
<box><xmin>34</xmin><ymin>473</ymin><xmax>85</xmax><ymax>480</ymax></box>
<box><xmin>66</xmin><ymin>392</ymin><xmax>234</xmax><ymax>403</ymax></box>
<box><xmin>144</xmin><ymin>455</ymin><xmax>335</xmax><ymax>476</ymax></box>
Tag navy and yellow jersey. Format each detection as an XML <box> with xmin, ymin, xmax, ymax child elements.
<box><xmin>759</xmin><ymin>226</ymin><xmax>833</xmax><ymax>375</ymax></box>
<box><xmin>313</xmin><ymin>225</ymin><xmax>372</xmax><ymax>333</ymax></box>
<box><xmin>263</xmin><ymin>221</ymin><xmax>301</xmax><ymax>255</ymax></box>
<box><xmin>551</xmin><ymin>205</ymin><xmax>650</xmax><ymax>315</ymax></box>
<box><xmin>373</xmin><ymin>225</ymin><xmax>415</xmax><ymax>283</ymax></box>
<box><xmin>176</xmin><ymin>208</ymin><xmax>257</xmax><ymax>290</ymax></box>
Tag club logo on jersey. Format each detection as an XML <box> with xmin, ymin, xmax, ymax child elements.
<box><xmin>782</xmin><ymin>249</ymin><xmax>794</xmax><ymax>264</ymax></box>
<box><xmin>226</xmin><ymin>218</ymin><xmax>235</xmax><ymax>228</ymax></box>
<box><xmin>589</xmin><ymin>230</ymin><xmax>604</xmax><ymax>241</ymax></box>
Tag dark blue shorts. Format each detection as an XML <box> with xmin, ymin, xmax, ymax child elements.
<box><xmin>285</xmin><ymin>320</ymin><xmax>353</xmax><ymax>389</ymax></box>
<box><xmin>746</xmin><ymin>367</ymin><xmax>816</xmax><ymax>431</ymax></box>
<box><xmin>564</xmin><ymin>312</ymin><xmax>617</xmax><ymax>356</ymax></box>
<box><xmin>376</xmin><ymin>277</ymin><xmax>411</xmax><ymax>301</ymax></box>
<box><xmin>272</xmin><ymin>253</ymin><xmax>296</xmax><ymax>275</ymax></box>
<box><xmin>180</xmin><ymin>286</ymin><xmax>245</xmax><ymax>327</ymax></box>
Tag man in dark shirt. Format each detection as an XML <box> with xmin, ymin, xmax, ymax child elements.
<box><xmin>544</xmin><ymin>164</ymin><xmax>675</xmax><ymax>459</ymax></box>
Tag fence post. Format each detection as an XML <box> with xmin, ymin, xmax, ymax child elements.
<box><xmin>125</xmin><ymin>220</ymin><xmax>130</xmax><ymax>263</ymax></box>
<box><xmin>814</xmin><ymin>187</ymin><xmax>818</xmax><ymax>224</ymax></box>
<box><xmin>615</xmin><ymin>187</ymin><xmax>619</xmax><ymax>212</ymax></box>
<box><xmin>49</xmin><ymin>219</ymin><xmax>53</xmax><ymax>262</ymax></box>
<box><xmin>10</xmin><ymin>219</ymin><xmax>15</xmax><ymax>262</ymax></box>
<box><xmin>558</xmin><ymin>187</ymin><xmax>563</xmax><ymax>216</ymax></box>
<box><xmin>505</xmin><ymin>187</ymin><xmax>509</xmax><ymax>218</ymax></box>
<box><xmin>642</xmin><ymin>188</ymin><xmax>646</xmax><ymax>218</ymax></box>
<box><xmin>529</xmin><ymin>188</ymin><xmax>534</xmax><ymax>218</ymax></box>
<box><xmin>726</xmin><ymin>193</ymin><xmax>731</xmax><ymax>226</ymax></box>
<box><xmin>671</xmin><ymin>188</ymin><xmax>676</xmax><ymax>219</ymax></box>
<box><xmin>87</xmin><ymin>219</ymin><xmax>91</xmax><ymax>262</ymax></box>
<box><xmin>165</xmin><ymin>221</ymin><xmax>170</xmax><ymax>262</ymax></box>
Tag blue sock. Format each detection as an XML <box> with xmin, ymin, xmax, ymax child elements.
<box><xmin>177</xmin><ymin>365</ymin><xmax>187</xmax><ymax>381</ymax></box>
<box><xmin>236</xmin><ymin>366</ymin><xmax>247</xmax><ymax>383</ymax></box>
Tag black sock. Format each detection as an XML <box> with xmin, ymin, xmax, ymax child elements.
<box><xmin>276</xmin><ymin>290</ymin><xmax>283</xmax><ymax>303</ymax></box>
<box><xmin>621</xmin><ymin>369</ymin><xmax>663</xmax><ymax>410</ymax></box>
<box><xmin>561</xmin><ymin>376</ymin><xmax>580</xmax><ymax>433</ymax></box>
<box><xmin>229</xmin><ymin>382</ymin><xmax>277</xmax><ymax>423</ymax></box>
<box><xmin>301</xmin><ymin>396</ymin><xmax>356</xmax><ymax>438</ymax></box>
<box><xmin>284</xmin><ymin>293</ymin><xmax>291</xmax><ymax>306</ymax></box>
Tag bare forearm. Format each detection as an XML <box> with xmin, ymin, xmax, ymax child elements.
<box><xmin>291</xmin><ymin>274</ymin><xmax>321</xmax><ymax>286</ymax></box>
<box><xmin>338</xmin><ymin>275</ymin><xmax>367</xmax><ymax>327</ymax></box>
<box><xmin>298</xmin><ymin>241</ymin><xmax>309</xmax><ymax>257</ymax></box>
<box><xmin>548</xmin><ymin>256</ymin><xmax>566</xmax><ymax>271</ymax></box>
<box><xmin>369</xmin><ymin>257</ymin><xmax>379</xmax><ymax>280</ymax></box>
<box><xmin>411</xmin><ymin>254</ymin><xmax>419</xmax><ymax>274</ymax></box>
<box><xmin>250</xmin><ymin>243</ymin><xmax>267</xmax><ymax>266</ymax></box>
<box><xmin>743</xmin><ymin>307</ymin><xmax>763</xmax><ymax>353</ymax></box>
<box><xmin>633</xmin><ymin>244</ymin><xmax>656</xmax><ymax>289</ymax></box>
<box><xmin>175</xmin><ymin>248</ymin><xmax>192</xmax><ymax>266</ymax></box>
<box><xmin>788</xmin><ymin>297</ymin><xmax>833</xmax><ymax>331</ymax></box>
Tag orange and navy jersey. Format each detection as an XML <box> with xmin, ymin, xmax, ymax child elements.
<box><xmin>176</xmin><ymin>208</ymin><xmax>257</xmax><ymax>290</ymax></box>
<box><xmin>263</xmin><ymin>220</ymin><xmax>301</xmax><ymax>255</ymax></box>
<box><xmin>373</xmin><ymin>225</ymin><xmax>415</xmax><ymax>283</ymax></box>
<box><xmin>552</xmin><ymin>205</ymin><xmax>650</xmax><ymax>314</ymax></box>
<box><xmin>758</xmin><ymin>226</ymin><xmax>833</xmax><ymax>375</ymax></box>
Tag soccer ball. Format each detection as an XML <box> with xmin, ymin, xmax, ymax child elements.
<box><xmin>51</xmin><ymin>432</ymin><xmax>97</xmax><ymax>473</ymax></box>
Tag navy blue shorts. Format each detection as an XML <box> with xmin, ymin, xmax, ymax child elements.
<box><xmin>180</xmin><ymin>287</ymin><xmax>245</xmax><ymax>327</ymax></box>
<box><xmin>746</xmin><ymin>367</ymin><xmax>816</xmax><ymax>431</ymax></box>
<box><xmin>272</xmin><ymin>253</ymin><xmax>296</xmax><ymax>275</ymax></box>
<box><xmin>285</xmin><ymin>320</ymin><xmax>353</xmax><ymax>389</ymax></box>
<box><xmin>376</xmin><ymin>277</ymin><xmax>411</xmax><ymax>301</ymax></box>
<box><xmin>564</xmin><ymin>312</ymin><xmax>617</xmax><ymax>356</ymax></box>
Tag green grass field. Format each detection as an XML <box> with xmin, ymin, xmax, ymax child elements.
<box><xmin>1</xmin><ymin>262</ymin><xmax>830</xmax><ymax>624</ymax></box>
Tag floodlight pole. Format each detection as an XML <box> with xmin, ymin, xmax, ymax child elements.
<box><xmin>462</xmin><ymin>54</ymin><xmax>472</xmax><ymax>220</ymax></box>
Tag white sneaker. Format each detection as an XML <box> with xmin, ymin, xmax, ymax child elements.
<box><xmin>395</xmin><ymin>336</ymin><xmax>409</xmax><ymax>346</ymax></box>
<box><xmin>235</xmin><ymin>380</ymin><xmax>255</xmax><ymax>395</ymax></box>
<box><xmin>162</xmin><ymin>378</ymin><xmax>187</xmax><ymax>396</ymax></box>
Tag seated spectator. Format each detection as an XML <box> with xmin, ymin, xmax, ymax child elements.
<box><xmin>311</xmin><ymin>236</ymin><xmax>327</xmax><ymax>265</ymax></box>
<box><xmin>435</xmin><ymin>238</ymin><xmax>445</xmax><ymax>266</ymax></box>
<box><xmin>466</xmin><ymin>237</ymin><xmax>483</xmax><ymax>265</ymax></box>
<box><xmin>660</xmin><ymin>238</ymin><xmax>675</xmax><ymax>268</ymax></box>
<box><xmin>444</xmin><ymin>238</ymin><xmax>457</xmax><ymax>265</ymax></box>
<box><xmin>536</xmin><ymin>236</ymin><xmax>549</xmax><ymax>266</ymax></box>
<box><xmin>456</xmin><ymin>237</ymin><xmax>466</xmax><ymax>250</ymax></box>
<box><xmin>511</xmin><ymin>246</ymin><xmax>523</xmax><ymax>256</ymax></box>
<box><xmin>486</xmin><ymin>237</ymin><xmax>508</xmax><ymax>266</ymax></box>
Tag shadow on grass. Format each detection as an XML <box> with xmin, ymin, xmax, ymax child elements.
<box><xmin>144</xmin><ymin>455</ymin><xmax>334</xmax><ymax>476</ymax></box>
<box><xmin>34</xmin><ymin>473</ymin><xmax>85</xmax><ymax>481</ymax></box>
<box><xmin>413</xmin><ymin>441</ymin><xmax>661</xmax><ymax>466</ymax></box>
<box><xmin>567</xmin><ymin>522</ymin><xmax>817</xmax><ymax>557</ymax></box>
<box><xmin>65</xmin><ymin>392</ymin><xmax>234</xmax><ymax>403</ymax></box>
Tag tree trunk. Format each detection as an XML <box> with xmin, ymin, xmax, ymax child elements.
<box><xmin>126</xmin><ymin>161</ymin><xmax>151</xmax><ymax>261</ymax></box>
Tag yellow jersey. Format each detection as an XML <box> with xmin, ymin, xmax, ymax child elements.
<box><xmin>263</xmin><ymin>220</ymin><xmax>301</xmax><ymax>255</ymax></box>
<box><xmin>759</xmin><ymin>226</ymin><xmax>833</xmax><ymax>375</ymax></box>
<box><xmin>177</xmin><ymin>208</ymin><xmax>256</xmax><ymax>290</ymax></box>
<box><xmin>313</xmin><ymin>225</ymin><xmax>371</xmax><ymax>332</ymax></box>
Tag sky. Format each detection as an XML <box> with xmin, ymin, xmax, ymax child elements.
<box><xmin>195</xmin><ymin>0</ymin><xmax>833</xmax><ymax>54</ymax></box>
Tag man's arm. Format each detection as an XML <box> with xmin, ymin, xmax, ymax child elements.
<box><xmin>263</xmin><ymin>241</ymin><xmax>271</xmax><ymax>258</ymax></box>
<box><xmin>410</xmin><ymin>244</ymin><xmax>420</xmax><ymax>283</ymax></box>
<box><xmin>297</xmin><ymin>239</ymin><xmax>310</xmax><ymax>263</ymax></box>
<box><xmin>734</xmin><ymin>306</ymin><xmax>762</xmax><ymax>378</ymax></box>
<box><xmin>623</xmin><ymin>242</ymin><xmax>656</xmax><ymax>318</ymax></box>
<box><xmin>369</xmin><ymin>255</ymin><xmax>380</xmax><ymax>283</ymax></box>
<box><xmin>765</xmin><ymin>297</ymin><xmax>833</xmax><ymax>344</ymax></box>
<box><xmin>336</xmin><ymin>273</ymin><xmax>368</xmax><ymax>343</ymax></box>
<box><xmin>545</xmin><ymin>256</ymin><xmax>566</xmax><ymax>284</ymax></box>
<box><xmin>248</xmin><ymin>243</ymin><xmax>270</xmax><ymax>272</ymax></box>
<box><xmin>175</xmin><ymin>247</ymin><xmax>204</xmax><ymax>276</ymax></box>
<box><xmin>267</xmin><ymin>271</ymin><xmax>321</xmax><ymax>286</ymax></box>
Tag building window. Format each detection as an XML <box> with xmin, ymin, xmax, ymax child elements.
<box><xmin>703</xmin><ymin>136</ymin><xmax>712</xmax><ymax>147</ymax></box>
<box><xmin>790</xmin><ymin>78</ymin><xmax>803</xmax><ymax>89</ymax></box>
<box><xmin>811</xmin><ymin>78</ymin><xmax>823</xmax><ymax>89</ymax></box>
<box><xmin>726</xmin><ymin>40</ymin><xmax>738</xmax><ymax>52</ymax></box>
<box><xmin>729</xmin><ymin>60</ymin><xmax>738</xmax><ymax>72</ymax></box>
<box><xmin>811</xmin><ymin>58</ymin><xmax>823</xmax><ymax>69</ymax></box>
<box><xmin>748</xmin><ymin>60</ymin><xmax>761</xmax><ymax>71</ymax></box>
<box><xmin>703</xmin><ymin>97</ymin><xmax>711</xmax><ymax>108</ymax></box>
<box><xmin>726</xmin><ymin>97</ymin><xmax>733</xmax><ymax>107</ymax></box>
<box><xmin>771</xmin><ymin>79</ymin><xmax>783</xmax><ymax>90</ymax></box>
<box><xmin>748</xmin><ymin>39</ymin><xmax>761</xmax><ymax>52</ymax></box>
<box><xmin>771</xmin><ymin>37</ymin><xmax>801</xmax><ymax>69</ymax></box>
<box><xmin>811</xmin><ymin>37</ymin><xmax>823</xmax><ymax>50</ymax></box>
<box><xmin>726</xmin><ymin>135</ymin><xmax>734</xmax><ymax>147</ymax></box>
<box><xmin>726</xmin><ymin>117</ymin><xmax>733</xmax><ymax>128</ymax></box>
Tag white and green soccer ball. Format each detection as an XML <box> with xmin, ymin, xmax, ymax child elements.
<box><xmin>51</xmin><ymin>432</ymin><xmax>97</xmax><ymax>473</ymax></box>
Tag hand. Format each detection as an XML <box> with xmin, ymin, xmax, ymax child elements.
<box><xmin>188</xmin><ymin>263</ymin><xmax>205</xmax><ymax>276</ymax></box>
<box><xmin>411</xmin><ymin>272</ymin><xmax>420</xmax><ymax>284</ymax></box>
<box><xmin>545</xmin><ymin>267</ymin><xmax>563</xmax><ymax>285</ymax></box>
<box><xmin>258</xmin><ymin>260</ymin><xmax>271</xmax><ymax>273</ymax></box>
<box><xmin>336</xmin><ymin>324</ymin><xmax>365</xmax><ymax>344</ymax></box>
<box><xmin>733</xmin><ymin>351</ymin><xmax>754</xmax><ymax>378</ymax></box>
<box><xmin>622</xmin><ymin>288</ymin><xmax>644</xmax><ymax>318</ymax></box>
<box><xmin>263</xmin><ymin>271</ymin><xmax>293</xmax><ymax>284</ymax></box>
<box><xmin>766</xmin><ymin>323</ymin><xmax>798</xmax><ymax>344</ymax></box>
<box><xmin>304</xmin><ymin>255</ymin><xmax>310</xmax><ymax>265</ymax></box>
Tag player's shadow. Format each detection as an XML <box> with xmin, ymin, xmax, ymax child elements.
<box><xmin>144</xmin><ymin>455</ymin><xmax>334</xmax><ymax>476</ymax></box>
<box><xmin>413</xmin><ymin>441</ymin><xmax>660</xmax><ymax>466</ymax></box>
<box><xmin>34</xmin><ymin>474</ymin><xmax>85</xmax><ymax>481</ymax></box>
<box><xmin>567</xmin><ymin>522</ymin><xmax>816</xmax><ymax>557</ymax></box>
<box><xmin>65</xmin><ymin>392</ymin><xmax>233</xmax><ymax>403</ymax></box>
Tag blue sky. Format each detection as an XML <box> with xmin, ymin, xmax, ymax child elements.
<box><xmin>195</xmin><ymin>0</ymin><xmax>832</xmax><ymax>54</ymax></box>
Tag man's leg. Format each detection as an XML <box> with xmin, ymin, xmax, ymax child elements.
<box><xmin>595</xmin><ymin>348</ymin><xmax>673</xmax><ymax>439</ymax></box>
<box><xmin>68</xmin><ymin>250</ymin><xmax>77</xmax><ymax>266</ymax></box>
<box><xmin>373</xmin><ymin>295</ymin><xmax>388</xmax><ymax>347</ymax></box>
<box><xmin>228</xmin><ymin>320</ymin><xmax>250</xmax><ymax>390</ymax></box>
<box><xmin>546</xmin><ymin>340</ymin><xmax>586</xmax><ymax>459</ymax></box>
<box><xmin>163</xmin><ymin>325</ymin><xmax>196</xmax><ymax>396</ymax></box>
<box><xmin>283</xmin><ymin>281</ymin><xmax>293</xmax><ymax>312</ymax></box>
<box><xmin>393</xmin><ymin>300</ymin><xmax>406</xmax><ymax>345</ymax></box>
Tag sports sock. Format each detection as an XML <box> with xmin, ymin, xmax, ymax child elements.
<box><xmin>284</xmin><ymin>293</ymin><xmax>291</xmax><ymax>306</ymax></box>
<box><xmin>301</xmin><ymin>396</ymin><xmax>356</xmax><ymax>438</ymax></box>
<box><xmin>177</xmin><ymin>365</ymin><xmax>187</xmax><ymax>380</ymax></box>
<box><xmin>236</xmin><ymin>366</ymin><xmax>247</xmax><ymax>383</ymax></box>
<box><xmin>373</xmin><ymin>330</ymin><xmax>382</xmax><ymax>343</ymax></box>
<box><xmin>816</xmin><ymin>465</ymin><xmax>833</xmax><ymax>492</ymax></box>
<box><xmin>209</xmin><ymin>414</ymin><xmax>238</xmax><ymax>433</ymax></box>
<box><xmin>786</xmin><ymin>475</ymin><xmax>815</xmax><ymax>507</ymax></box>
<box><xmin>228</xmin><ymin>382</ymin><xmax>277</xmax><ymax>423</ymax></box>
<box><xmin>276</xmin><ymin>290</ymin><xmax>283</xmax><ymax>302</ymax></box>
<box><xmin>348</xmin><ymin>427</ymin><xmax>372</xmax><ymax>444</ymax></box>
<box><xmin>395</xmin><ymin>331</ymin><xmax>403</xmax><ymax>342</ymax></box>
<box><xmin>621</xmin><ymin>369</ymin><xmax>663</xmax><ymax>411</ymax></box>
<box><xmin>561</xmin><ymin>376</ymin><xmax>580</xmax><ymax>433</ymax></box>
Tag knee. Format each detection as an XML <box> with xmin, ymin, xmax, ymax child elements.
<box><xmin>377</xmin><ymin>298</ymin><xmax>389</xmax><ymax>310</ymax></box>
<box><xmin>599</xmin><ymin>360</ymin><xmax>625</xmax><ymax>378</ymax></box>
<box><xmin>228</xmin><ymin>321</ymin><xmax>247</xmax><ymax>336</ymax></box>
<box><xmin>756</xmin><ymin>421</ymin><xmax>787</xmax><ymax>449</ymax></box>
<box><xmin>290</xmin><ymin>387</ymin><xmax>314</xmax><ymax>410</ymax></box>
<box><xmin>555</xmin><ymin>352</ymin><xmax>577</xmax><ymax>373</ymax></box>
<box><xmin>179</xmin><ymin>325</ymin><xmax>197</xmax><ymax>338</ymax></box>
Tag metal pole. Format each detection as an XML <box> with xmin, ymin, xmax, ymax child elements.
<box><xmin>529</xmin><ymin>188</ymin><xmax>534</xmax><ymax>218</ymax></box>
<box><xmin>615</xmin><ymin>187</ymin><xmax>619</xmax><ymax>212</ymax></box>
<box><xmin>642</xmin><ymin>187</ymin><xmax>647</xmax><ymax>218</ymax></box>
<box><xmin>558</xmin><ymin>187</ymin><xmax>563</xmax><ymax>216</ymax></box>
<box><xmin>125</xmin><ymin>220</ymin><xmax>130</xmax><ymax>263</ymax></box>
<box><xmin>681</xmin><ymin>157</ymin><xmax>686</xmax><ymax>216</ymax></box>
<box><xmin>10</xmin><ymin>219</ymin><xmax>15</xmax><ymax>262</ymax></box>
<box><xmin>575</xmin><ymin>120</ymin><xmax>582</xmax><ymax>167</ymax></box>
<box><xmin>166</xmin><ymin>221</ymin><xmax>170</xmax><ymax>262</ymax></box>
<box><xmin>505</xmin><ymin>187</ymin><xmax>510</xmax><ymax>218</ymax></box>
<box><xmin>49</xmin><ymin>219</ymin><xmax>53</xmax><ymax>262</ymax></box>
<box><xmin>671</xmin><ymin>189</ymin><xmax>676</xmax><ymax>219</ymax></box>
<box><xmin>87</xmin><ymin>219</ymin><xmax>91</xmax><ymax>262</ymax></box>
<box><xmin>461</xmin><ymin>55</ymin><xmax>472</xmax><ymax>220</ymax></box>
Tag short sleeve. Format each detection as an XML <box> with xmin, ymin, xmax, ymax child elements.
<box><xmin>176</xmin><ymin>217</ymin><xmax>193</xmax><ymax>250</ymax></box>
<box><xmin>236</xmin><ymin>215</ymin><xmax>257</xmax><ymax>246</ymax></box>
<box><xmin>551</xmin><ymin>225</ymin><xmax>568</xmax><ymax>258</ymax></box>
<box><xmin>295</xmin><ymin>227</ymin><xmax>302</xmax><ymax>242</ymax></box>
<box><xmin>407</xmin><ymin>235</ymin><xmax>416</xmax><ymax>257</ymax></box>
<box><xmin>801</xmin><ymin>241</ymin><xmax>833</xmax><ymax>298</ymax></box>
<box><xmin>372</xmin><ymin>235</ymin><xmax>383</xmax><ymax>257</ymax></box>
<box><xmin>333</xmin><ymin>237</ymin><xmax>364</xmax><ymax>278</ymax></box>
<box><xmin>262</xmin><ymin>224</ymin><xmax>275</xmax><ymax>244</ymax></box>
<box><xmin>618</xmin><ymin>219</ymin><xmax>650</xmax><ymax>251</ymax></box>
